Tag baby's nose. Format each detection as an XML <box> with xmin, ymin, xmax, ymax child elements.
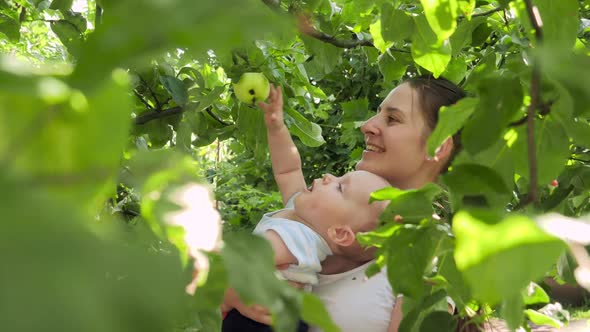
<box><xmin>322</xmin><ymin>174</ymin><xmax>336</xmax><ymax>184</ymax></box>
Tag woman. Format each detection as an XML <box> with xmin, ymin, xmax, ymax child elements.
<box><xmin>224</xmin><ymin>75</ymin><xmax>466</xmax><ymax>332</ymax></box>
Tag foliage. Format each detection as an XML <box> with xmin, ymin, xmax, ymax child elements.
<box><xmin>1</xmin><ymin>0</ymin><xmax>590</xmax><ymax>331</ymax></box>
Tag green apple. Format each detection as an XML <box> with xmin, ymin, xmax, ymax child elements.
<box><xmin>233</xmin><ymin>72</ymin><xmax>270</xmax><ymax>105</ymax></box>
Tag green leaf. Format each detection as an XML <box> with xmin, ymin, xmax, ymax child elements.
<box><xmin>452</xmin><ymin>138</ymin><xmax>515</xmax><ymax>198</ymax></box>
<box><xmin>160</xmin><ymin>75</ymin><xmax>189</xmax><ymax>107</ymax></box>
<box><xmin>50</xmin><ymin>20</ymin><xmax>83</xmax><ymax>56</ymax></box>
<box><xmin>443</xmin><ymin>163</ymin><xmax>511</xmax><ymax>209</ymax></box>
<box><xmin>236</xmin><ymin>104</ymin><xmax>268</xmax><ymax>160</ymax></box>
<box><xmin>556</xmin><ymin>251</ymin><xmax>578</xmax><ymax>284</ymax></box>
<box><xmin>453</xmin><ymin>211</ymin><xmax>566</xmax><ymax>305</ymax></box>
<box><xmin>510</xmin><ymin>117</ymin><xmax>570</xmax><ymax>186</ymax></box>
<box><xmin>49</xmin><ymin>0</ymin><xmax>73</xmax><ymax>11</ymax></box>
<box><xmin>420</xmin><ymin>0</ymin><xmax>458</xmax><ymax>41</ymax></box>
<box><xmin>524</xmin><ymin>309</ymin><xmax>563</xmax><ymax>328</ymax></box>
<box><xmin>193</xmin><ymin>253</ymin><xmax>228</xmax><ymax>311</ymax></box>
<box><xmin>0</xmin><ymin>176</ymin><xmax>188</xmax><ymax>332</ymax></box>
<box><xmin>193</xmin><ymin>85</ymin><xmax>225</xmax><ymax>113</ymax></box>
<box><xmin>411</xmin><ymin>15</ymin><xmax>452</xmax><ymax>77</ymax></box>
<box><xmin>381</xmin><ymin>4</ymin><xmax>414</xmax><ymax>43</ymax></box>
<box><xmin>438</xmin><ymin>253</ymin><xmax>471</xmax><ymax>311</ymax></box>
<box><xmin>222</xmin><ymin>232</ymin><xmax>302</xmax><ymax>332</ymax></box>
<box><xmin>71</xmin><ymin>0</ymin><xmax>290</xmax><ymax>90</ymax></box>
<box><xmin>427</xmin><ymin>97</ymin><xmax>478</xmax><ymax>156</ymax></box>
<box><xmin>301</xmin><ymin>293</ymin><xmax>341</xmax><ymax>332</ymax></box>
<box><xmin>449</xmin><ymin>16</ymin><xmax>486</xmax><ymax>56</ymax></box>
<box><xmin>399</xmin><ymin>289</ymin><xmax>448</xmax><ymax>332</ymax></box>
<box><xmin>441</xmin><ymin>55</ymin><xmax>467</xmax><ymax>84</ymax></box>
<box><xmin>370</xmin><ymin>18</ymin><xmax>393</xmax><ymax>53</ymax></box>
<box><xmin>301</xmin><ymin>35</ymin><xmax>343</xmax><ymax>78</ymax></box>
<box><xmin>0</xmin><ymin>70</ymin><xmax>132</xmax><ymax>211</ymax></box>
<box><xmin>462</xmin><ymin>75</ymin><xmax>523</xmax><ymax>154</ymax></box>
<box><xmin>535</xmin><ymin>0</ymin><xmax>578</xmax><ymax>49</ymax></box>
<box><xmin>521</xmin><ymin>282</ymin><xmax>550</xmax><ymax>306</ymax></box>
<box><xmin>500</xmin><ymin>292</ymin><xmax>524</xmax><ymax>330</ymax></box>
<box><xmin>444</xmin><ymin>162</ymin><xmax>510</xmax><ymax>194</ymax></box>
<box><xmin>284</xmin><ymin>107</ymin><xmax>325</xmax><ymax>147</ymax></box>
<box><xmin>371</xmin><ymin>183</ymin><xmax>443</xmax><ymax>224</ymax></box>
<box><xmin>419</xmin><ymin>311</ymin><xmax>456</xmax><ymax>332</ymax></box>
<box><xmin>341</xmin><ymin>98</ymin><xmax>369</xmax><ymax>122</ymax></box>
<box><xmin>378</xmin><ymin>51</ymin><xmax>409</xmax><ymax>83</ymax></box>
<box><xmin>385</xmin><ymin>225</ymin><xmax>439</xmax><ymax>298</ymax></box>
<box><xmin>537</xmin><ymin>49</ymin><xmax>590</xmax><ymax>117</ymax></box>
<box><xmin>63</xmin><ymin>10</ymin><xmax>87</xmax><ymax>32</ymax></box>
<box><xmin>0</xmin><ymin>12</ymin><xmax>20</xmax><ymax>42</ymax></box>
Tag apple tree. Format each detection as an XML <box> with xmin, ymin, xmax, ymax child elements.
<box><xmin>1</xmin><ymin>0</ymin><xmax>589</xmax><ymax>331</ymax></box>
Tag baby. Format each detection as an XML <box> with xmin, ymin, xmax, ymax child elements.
<box><xmin>222</xmin><ymin>85</ymin><xmax>389</xmax><ymax>332</ymax></box>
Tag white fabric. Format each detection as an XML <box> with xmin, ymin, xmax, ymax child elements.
<box><xmin>310</xmin><ymin>261</ymin><xmax>396</xmax><ymax>332</ymax></box>
<box><xmin>253</xmin><ymin>194</ymin><xmax>332</xmax><ymax>285</ymax></box>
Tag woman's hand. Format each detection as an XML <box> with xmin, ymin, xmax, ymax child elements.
<box><xmin>259</xmin><ymin>85</ymin><xmax>284</xmax><ymax>133</ymax></box>
<box><xmin>222</xmin><ymin>278</ymin><xmax>305</xmax><ymax>325</ymax></box>
<box><xmin>223</xmin><ymin>288</ymin><xmax>272</xmax><ymax>325</ymax></box>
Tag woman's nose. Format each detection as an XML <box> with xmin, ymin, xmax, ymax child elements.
<box><xmin>361</xmin><ymin>115</ymin><xmax>380</xmax><ymax>136</ymax></box>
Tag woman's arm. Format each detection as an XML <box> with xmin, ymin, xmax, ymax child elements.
<box><xmin>387</xmin><ymin>296</ymin><xmax>403</xmax><ymax>332</ymax></box>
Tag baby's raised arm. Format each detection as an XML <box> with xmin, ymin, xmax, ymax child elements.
<box><xmin>258</xmin><ymin>85</ymin><xmax>306</xmax><ymax>205</ymax></box>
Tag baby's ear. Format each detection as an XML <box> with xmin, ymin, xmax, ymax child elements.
<box><xmin>327</xmin><ymin>225</ymin><xmax>356</xmax><ymax>247</ymax></box>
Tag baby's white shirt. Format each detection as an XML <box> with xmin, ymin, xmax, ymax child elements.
<box><xmin>253</xmin><ymin>195</ymin><xmax>332</xmax><ymax>285</ymax></box>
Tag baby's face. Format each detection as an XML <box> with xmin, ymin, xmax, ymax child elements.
<box><xmin>294</xmin><ymin>170</ymin><xmax>389</xmax><ymax>231</ymax></box>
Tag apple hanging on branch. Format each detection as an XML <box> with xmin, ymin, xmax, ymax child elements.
<box><xmin>233</xmin><ymin>72</ymin><xmax>270</xmax><ymax>105</ymax></box>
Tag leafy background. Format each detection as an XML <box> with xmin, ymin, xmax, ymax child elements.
<box><xmin>1</xmin><ymin>0</ymin><xmax>589</xmax><ymax>331</ymax></box>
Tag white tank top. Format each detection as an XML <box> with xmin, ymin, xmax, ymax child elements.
<box><xmin>310</xmin><ymin>260</ymin><xmax>396</xmax><ymax>332</ymax></box>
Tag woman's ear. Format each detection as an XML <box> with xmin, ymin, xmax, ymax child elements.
<box><xmin>327</xmin><ymin>225</ymin><xmax>356</xmax><ymax>247</ymax></box>
<box><xmin>431</xmin><ymin>137</ymin><xmax>454</xmax><ymax>162</ymax></box>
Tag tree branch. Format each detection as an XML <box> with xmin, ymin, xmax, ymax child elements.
<box><xmin>135</xmin><ymin>106</ymin><xmax>232</xmax><ymax>126</ymax></box>
<box><xmin>95</xmin><ymin>4</ymin><xmax>103</xmax><ymax>27</ymax></box>
<box><xmin>304</xmin><ymin>29</ymin><xmax>374</xmax><ymax>48</ymax></box>
<box><xmin>206</xmin><ymin>108</ymin><xmax>232</xmax><ymax>126</ymax></box>
<box><xmin>471</xmin><ymin>7</ymin><xmax>503</xmax><ymax>18</ymax></box>
<box><xmin>522</xmin><ymin>0</ymin><xmax>543</xmax><ymax>206</ymax></box>
<box><xmin>135</xmin><ymin>106</ymin><xmax>183</xmax><ymax>125</ymax></box>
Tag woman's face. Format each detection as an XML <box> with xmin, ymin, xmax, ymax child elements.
<box><xmin>357</xmin><ymin>82</ymin><xmax>432</xmax><ymax>189</ymax></box>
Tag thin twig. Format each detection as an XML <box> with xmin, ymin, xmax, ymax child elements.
<box><xmin>471</xmin><ymin>7</ymin><xmax>503</xmax><ymax>18</ymax></box>
<box><xmin>95</xmin><ymin>3</ymin><xmax>102</xmax><ymax>27</ymax></box>
<box><xmin>205</xmin><ymin>108</ymin><xmax>232</xmax><ymax>126</ymax></box>
<box><xmin>133</xmin><ymin>90</ymin><xmax>153</xmax><ymax>110</ymax></box>
<box><xmin>570</xmin><ymin>157</ymin><xmax>590</xmax><ymax>163</ymax></box>
<box><xmin>522</xmin><ymin>0</ymin><xmax>544</xmax><ymax>205</ymax></box>
<box><xmin>137</xmin><ymin>74</ymin><xmax>162</xmax><ymax>111</ymax></box>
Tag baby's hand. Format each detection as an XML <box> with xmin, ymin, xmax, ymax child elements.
<box><xmin>259</xmin><ymin>85</ymin><xmax>284</xmax><ymax>132</ymax></box>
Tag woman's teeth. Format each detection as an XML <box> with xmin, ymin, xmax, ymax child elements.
<box><xmin>366</xmin><ymin>144</ymin><xmax>384</xmax><ymax>152</ymax></box>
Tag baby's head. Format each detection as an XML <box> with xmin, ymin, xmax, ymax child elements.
<box><xmin>293</xmin><ymin>170</ymin><xmax>389</xmax><ymax>256</ymax></box>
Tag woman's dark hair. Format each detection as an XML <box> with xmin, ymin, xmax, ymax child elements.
<box><xmin>405</xmin><ymin>75</ymin><xmax>467</xmax><ymax>172</ymax></box>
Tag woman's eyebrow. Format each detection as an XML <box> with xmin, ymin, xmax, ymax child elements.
<box><xmin>378</xmin><ymin>105</ymin><xmax>403</xmax><ymax>112</ymax></box>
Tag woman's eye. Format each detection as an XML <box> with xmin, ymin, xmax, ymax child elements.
<box><xmin>388</xmin><ymin>117</ymin><xmax>399</xmax><ymax>124</ymax></box>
